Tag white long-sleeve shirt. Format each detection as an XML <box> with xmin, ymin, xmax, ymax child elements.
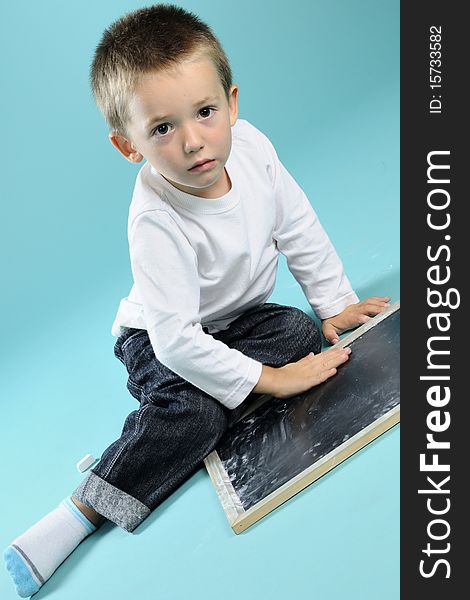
<box><xmin>112</xmin><ymin>118</ymin><xmax>358</xmax><ymax>409</ymax></box>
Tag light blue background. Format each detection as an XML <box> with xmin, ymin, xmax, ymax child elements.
<box><xmin>0</xmin><ymin>1</ymin><xmax>399</xmax><ymax>598</ymax></box>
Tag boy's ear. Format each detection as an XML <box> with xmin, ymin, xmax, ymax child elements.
<box><xmin>228</xmin><ymin>84</ymin><xmax>239</xmax><ymax>126</ymax></box>
<box><xmin>108</xmin><ymin>132</ymin><xmax>143</xmax><ymax>163</ymax></box>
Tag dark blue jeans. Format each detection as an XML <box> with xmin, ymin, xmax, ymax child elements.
<box><xmin>73</xmin><ymin>302</ymin><xmax>321</xmax><ymax>531</ymax></box>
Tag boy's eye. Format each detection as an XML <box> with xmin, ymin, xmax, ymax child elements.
<box><xmin>155</xmin><ymin>123</ymin><xmax>170</xmax><ymax>136</ymax></box>
<box><xmin>199</xmin><ymin>106</ymin><xmax>215</xmax><ymax>118</ymax></box>
<box><xmin>151</xmin><ymin>107</ymin><xmax>216</xmax><ymax>137</ymax></box>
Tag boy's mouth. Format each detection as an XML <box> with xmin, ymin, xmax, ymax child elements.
<box><xmin>188</xmin><ymin>159</ymin><xmax>216</xmax><ymax>172</ymax></box>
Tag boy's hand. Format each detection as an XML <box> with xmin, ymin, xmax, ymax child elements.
<box><xmin>254</xmin><ymin>347</ymin><xmax>352</xmax><ymax>398</ymax></box>
<box><xmin>322</xmin><ymin>296</ymin><xmax>391</xmax><ymax>344</ymax></box>
<box><xmin>274</xmin><ymin>347</ymin><xmax>352</xmax><ymax>398</ymax></box>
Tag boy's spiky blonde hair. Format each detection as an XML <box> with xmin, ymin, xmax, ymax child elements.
<box><xmin>90</xmin><ymin>3</ymin><xmax>233</xmax><ymax>136</ymax></box>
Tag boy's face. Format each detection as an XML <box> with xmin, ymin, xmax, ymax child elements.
<box><xmin>110</xmin><ymin>55</ymin><xmax>238</xmax><ymax>199</ymax></box>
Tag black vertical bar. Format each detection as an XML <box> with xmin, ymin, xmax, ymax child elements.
<box><xmin>401</xmin><ymin>2</ymin><xmax>466</xmax><ymax>597</ymax></box>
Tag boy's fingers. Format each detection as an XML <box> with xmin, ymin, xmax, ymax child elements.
<box><xmin>360</xmin><ymin>301</ymin><xmax>391</xmax><ymax>316</ymax></box>
<box><xmin>366</xmin><ymin>296</ymin><xmax>391</xmax><ymax>302</ymax></box>
<box><xmin>364</xmin><ymin>306</ymin><xmax>388</xmax><ymax>316</ymax></box>
<box><xmin>369</xmin><ymin>300</ymin><xmax>391</xmax><ymax>307</ymax></box>
<box><xmin>322</xmin><ymin>348</ymin><xmax>351</xmax><ymax>369</ymax></box>
<box><xmin>360</xmin><ymin>298</ymin><xmax>390</xmax><ymax>312</ymax></box>
<box><xmin>362</xmin><ymin>299</ymin><xmax>390</xmax><ymax>310</ymax></box>
<box><xmin>322</xmin><ymin>323</ymin><xmax>339</xmax><ymax>344</ymax></box>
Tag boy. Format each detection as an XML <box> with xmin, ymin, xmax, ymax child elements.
<box><xmin>4</xmin><ymin>4</ymin><xmax>390</xmax><ymax>597</ymax></box>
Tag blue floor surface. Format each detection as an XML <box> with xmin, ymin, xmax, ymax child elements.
<box><xmin>0</xmin><ymin>267</ymin><xmax>399</xmax><ymax>600</ymax></box>
<box><xmin>1</xmin><ymin>1</ymin><xmax>399</xmax><ymax>598</ymax></box>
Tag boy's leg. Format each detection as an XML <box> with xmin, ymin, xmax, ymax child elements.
<box><xmin>4</xmin><ymin>303</ymin><xmax>319</xmax><ymax>596</ymax></box>
<box><xmin>214</xmin><ymin>302</ymin><xmax>322</xmax><ymax>425</ymax></box>
<box><xmin>4</xmin><ymin>329</ymin><xmax>230</xmax><ymax>596</ymax></box>
<box><xmin>217</xmin><ymin>302</ymin><xmax>322</xmax><ymax>366</ymax></box>
<box><xmin>173</xmin><ymin>301</ymin><xmax>319</xmax><ymax>424</ymax></box>
<box><xmin>73</xmin><ymin>304</ymin><xmax>320</xmax><ymax>531</ymax></box>
<box><xmin>72</xmin><ymin>327</ymin><xmax>231</xmax><ymax>532</ymax></box>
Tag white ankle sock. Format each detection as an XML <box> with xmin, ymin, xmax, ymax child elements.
<box><xmin>4</xmin><ymin>497</ymin><xmax>96</xmax><ymax>597</ymax></box>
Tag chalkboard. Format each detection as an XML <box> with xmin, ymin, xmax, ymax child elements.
<box><xmin>204</xmin><ymin>302</ymin><xmax>400</xmax><ymax>533</ymax></box>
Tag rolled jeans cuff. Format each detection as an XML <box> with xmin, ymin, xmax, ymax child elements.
<box><xmin>73</xmin><ymin>471</ymin><xmax>150</xmax><ymax>532</ymax></box>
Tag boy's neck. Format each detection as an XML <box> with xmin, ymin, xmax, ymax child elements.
<box><xmin>163</xmin><ymin>166</ymin><xmax>232</xmax><ymax>200</ymax></box>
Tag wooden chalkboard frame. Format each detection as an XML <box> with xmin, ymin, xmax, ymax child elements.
<box><xmin>204</xmin><ymin>301</ymin><xmax>400</xmax><ymax>534</ymax></box>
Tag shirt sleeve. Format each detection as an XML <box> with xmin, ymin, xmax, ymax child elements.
<box><xmin>128</xmin><ymin>209</ymin><xmax>262</xmax><ymax>409</ymax></box>
<box><xmin>260</xmin><ymin>133</ymin><xmax>359</xmax><ymax>319</ymax></box>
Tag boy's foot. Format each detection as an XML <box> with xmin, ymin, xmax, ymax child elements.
<box><xmin>4</xmin><ymin>497</ymin><xmax>97</xmax><ymax>597</ymax></box>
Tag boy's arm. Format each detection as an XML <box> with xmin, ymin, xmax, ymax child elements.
<box><xmin>129</xmin><ymin>209</ymin><xmax>355</xmax><ymax>404</ymax></box>
<box><xmin>262</xmin><ymin>136</ymin><xmax>390</xmax><ymax>343</ymax></box>
<box><xmin>129</xmin><ymin>210</ymin><xmax>262</xmax><ymax>410</ymax></box>
<box><xmin>259</xmin><ymin>131</ymin><xmax>359</xmax><ymax>320</ymax></box>
<box><xmin>266</xmin><ymin>152</ymin><xmax>391</xmax><ymax>342</ymax></box>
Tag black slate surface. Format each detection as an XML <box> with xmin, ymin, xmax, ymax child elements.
<box><xmin>216</xmin><ymin>310</ymin><xmax>400</xmax><ymax>511</ymax></box>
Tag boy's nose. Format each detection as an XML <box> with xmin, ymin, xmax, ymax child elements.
<box><xmin>182</xmin><ymin>126</ymin><xmax>204</xmax><ymax>153</ymax></box>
